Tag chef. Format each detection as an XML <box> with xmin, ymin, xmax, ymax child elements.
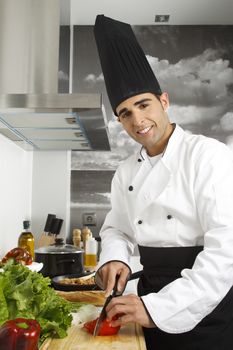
<box><xmin>94</xmin><ymin>15</ymin><xmax>233</xmax><ymax>349</ymax></box>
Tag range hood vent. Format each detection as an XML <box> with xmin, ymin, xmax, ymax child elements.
<box><xmin>0</xmin><ymin>0</ymin><xmax>110</xmax><ymax>151</ymax></box>
<box><xmin>0</xmin><ymin>93</ymin><xmax>110</xmax><ymax>151</ymax></box>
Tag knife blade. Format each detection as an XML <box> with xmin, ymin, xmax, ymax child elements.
<box><xmin>93</xmin><ymin>274</ymin><xmax>120</xmax><ymax>336</ymax></box>
<box><xmin>93</xmin><ymin>270</ymin><xmax>143</xmax><ymax>336</ymax></box>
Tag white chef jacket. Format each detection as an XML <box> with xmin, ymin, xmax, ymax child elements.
<box><xmin>97</xmin><ymin>124</ymin><xmax>233</xmax><ymax>334</ymax></box>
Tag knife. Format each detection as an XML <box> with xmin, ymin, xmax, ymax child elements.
<box><xmin>38</xmin><ymin>214</ymin><xmax>56</xmax><ymax>248</ymax></box>
<box><xmin>44</xmin><ymin>214</ymin><xmax>56</xmax><ymax>235</ymax></box>
<box><xmin>93</xmin><ymin>270</ymin><xmax>143</xmax><ymax>336</ymax></box>
<box><xmin>49</xmin><ymin>218</ymin><xmax>64</xmax><ymax>240</ymax></box>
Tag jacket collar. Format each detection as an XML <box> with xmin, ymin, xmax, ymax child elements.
<box><xmin>139</xmin><ymin>123</ymin><xmax>185</xmax><ymax>173</ymax></box>
<box><xmin>132</xmin><ymin>124</ymin><xmax>185</xmax><ymax>208</ymax></box>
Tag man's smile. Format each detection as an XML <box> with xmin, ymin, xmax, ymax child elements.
<box><xmin>137</xmin><ymin>125</ymin><xmax>153</xmax><ymax>135</ymax></box>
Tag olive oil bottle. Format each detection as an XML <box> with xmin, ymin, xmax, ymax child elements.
<box><xmin>18</xmin><ymin>220</ymin><xmax>35</xmax><ymax>260</ymax></box>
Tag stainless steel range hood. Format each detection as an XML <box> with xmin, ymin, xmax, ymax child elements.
<box><xmin>0</xmin><ymin>0</ymin><xmax>110</xmax><ymax>151</ymax></box>
<box><xmin>0</xmin><ymin>93</ymin><xmax>110</xmax><ymax>151</ymax></box>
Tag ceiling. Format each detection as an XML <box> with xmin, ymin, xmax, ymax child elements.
<box><xmin>60</xmin><ymin>0</ymin><xmax>233</xmax><ymax>26</ymax></box>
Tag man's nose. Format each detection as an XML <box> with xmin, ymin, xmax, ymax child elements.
<box><xmin>132</xmin><ymin>110</ymin><xmax>144</xmax><ymax>125</ymax></box>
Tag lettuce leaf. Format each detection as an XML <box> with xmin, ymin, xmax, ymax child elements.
<box><xmin>0</xmin><ymin>260</ymin><xmax>72</xmax><ymax>343</ymax></box>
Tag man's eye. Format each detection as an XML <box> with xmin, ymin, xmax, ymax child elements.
<box><xmin>122</xmin><ymin>112</ymin><xmax>131</xmax><ymax>118</ymax></box>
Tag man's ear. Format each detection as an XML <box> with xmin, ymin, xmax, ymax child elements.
<box><xmin>159</xmin><ymin>92</ymin><xmax>169</xmax><ymax>111</ymax></box>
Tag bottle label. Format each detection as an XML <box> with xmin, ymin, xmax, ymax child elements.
<box><xmin>85</xmin><ymin>240</ymin><xmax>97</xmax><ymax>254</ymax></box>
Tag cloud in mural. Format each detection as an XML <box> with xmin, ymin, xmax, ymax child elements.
<box><xmin>58</xmin><ymin>70</ymin><xmax>69</xmax><ymax>81</ymax></box>
<box><xmin>147</xmin><ymin>48</ymin><xmax>233</xmax><ymax>106</ymax></box>
<box><xmin>83</xmin><ymin>48</ymin><xmax>233</xmax><ymax>110</ymax></box>
<box><xmin>73</xmin><ymin>47</ymin><xmax>233</xmax><ymax>169</ymax></box>
<box><xmin>220</xmin><ymin>112</ymin><xmax>233</xmax><ymax>131</ymax></box>
<box><xmin>168</xmin><ymin>104</ymin><xmax>224</xmax><ymax>125</ymax></box>
<box><xmin>71</xmin><ymin>120</ymin><xmax>139</xmax><ymax>170</ymax></box>
<box><xmin>96</xmin><ymin>192</ymin><xmax>111</xmax><ymax>200</ymax></box>
<box><xmin>83</xmin><ymin>48</ymin><xmax>233</xmax><ymax>129</ymax></box>
<box><xmin>84</xmin><ymin>73</ymin><xmax>104</xmax><ymax>86</ymax></box>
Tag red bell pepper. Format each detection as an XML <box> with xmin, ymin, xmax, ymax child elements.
<box><xmin>83</xmin><ymin>315</ymin><xmax>121</xmax><ymax>336</ymax></box>
<box><xmin>0</xmin><ymin>318</ymin><xmax>40</xmax><ymax>350</ymax></box>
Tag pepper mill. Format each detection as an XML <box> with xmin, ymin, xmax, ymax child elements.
<box><xmin>81</xmin><ymin>226</ymin><xmax>92</xmax><ymax>251</ymax></box>
<box><xmin>72</xmin><ymin>228</ymin><xmax>82</xmax><ymax>248</ymax></box>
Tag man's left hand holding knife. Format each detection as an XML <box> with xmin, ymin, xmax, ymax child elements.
<box><xmin>98</xmin><ymin>261</ymin><xmax>156</xmax><ymax>328</ymax></box>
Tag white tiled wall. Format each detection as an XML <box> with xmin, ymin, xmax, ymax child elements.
<box><xmin>0</xmin><ymin>134</ymin><xmax>71</xmax><ymax>258</ymax></box>
<box><xmin>0</xmin><ymin>134</ymin><xmax>33</xmax><ymax>257</ymax></box>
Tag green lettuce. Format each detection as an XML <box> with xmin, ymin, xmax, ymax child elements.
<box><xmin>0</xmin><ymin>260</ymin><xmax>72</xmax><ymax>344</ymax></box>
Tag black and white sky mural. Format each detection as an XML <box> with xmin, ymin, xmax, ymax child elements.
<box><xmin>59</xmin><ymin>25</ymin><xmax>233</xmax><ymax>232</ymax></box>
<box><xmin>63</xmin><ymin>25</ymin><xmax>233</xmax><ymax>171</ymax></box>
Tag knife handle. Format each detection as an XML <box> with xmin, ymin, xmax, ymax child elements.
<box><xmin>44</xmin><ymin>214</ymin><xmax>56</xmax><ymax>233</ymax></box>
<box><xmin>112</xmin><ymin>274</ymin><xmax>121</xmax><ymax>297</ymax></box>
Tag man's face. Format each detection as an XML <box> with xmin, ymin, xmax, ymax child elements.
<box><xmin>116</xmin><ymin>92</ymin><xmax>173</xmax><ymax>156</ymax></box>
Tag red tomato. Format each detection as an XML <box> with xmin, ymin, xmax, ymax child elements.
<box><xmin>2</xmin><ymin>247</ymin><xmax>33</xmax><ymax>265</ymax></box>
<box><xmin>83</xmin><ymin>316</ymin><xmax>121</xmax><ymax>336</ymax></box>
<box><xmin>83</xmin><ymin>319</ymin><xmax>97</xmax><ymax>334</ymax></box>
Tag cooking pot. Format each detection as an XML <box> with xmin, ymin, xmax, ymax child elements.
<box><xmin>35</xmin><ymin>238</ymin><xmax>84</xmax><ymax>278</ymax></box>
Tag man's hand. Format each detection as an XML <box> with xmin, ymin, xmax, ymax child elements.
<box><xmin>106</xmin><ymin>294</ymin><xmax>156</xmax><ymax>328</ymax></box>
<box><xmin>99</xmin><ymin>261</ymin><xmax>130</xmax><ymax>297</ymax></box>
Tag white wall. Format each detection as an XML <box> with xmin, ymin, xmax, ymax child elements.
<box><xmin>0</xmin><ymin>134</ymin><xmax>71</xmax><ymax>258</ymax></box>
<box><xmin>31</xmin><ymin>151</ymin><xmax>71</xmax><ymax>245</ymax></box>
<box><xmin>0</xmin><ymin>134</ymin><xmax>33</xmax><ymax>257</ymax></box>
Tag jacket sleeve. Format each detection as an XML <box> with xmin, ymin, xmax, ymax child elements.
<box><xmin>142</xmin><ymin>142</ymin><xmax>233</xmax><ymax>334</ymax></box>
<box><xmin>96</xmin><ymin>167</ymin><xmax>136</xmax><ymax>273</ymax></box>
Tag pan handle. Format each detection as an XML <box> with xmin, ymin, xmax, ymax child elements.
<box><xmin>129</xmin><ymin>270</ymin><xmax>143</xmax><ymax>280</ymax></box>
<box><xmin>57</xmin><ymin>259</ymin><xmax>76</xmax><ymax>264</ymax></box>
<box><xmin>118</xmin><ymin>270</ymin><xmax>143</xmax><ymax>296</ymax></box>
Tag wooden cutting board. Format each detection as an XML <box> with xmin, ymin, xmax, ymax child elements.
<box><xmin>40</xmin><ymin>291</ymin><xmax>146</xmax><ymax>350</ymax></box>
<box><xmin>40</xmin><ymin>321</ymin><xmax>146</xmax><ymax>350</ymax></box>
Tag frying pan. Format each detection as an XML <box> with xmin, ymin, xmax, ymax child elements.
<box><xmin>52</xmin><ymin>270</ymin><xmax>143</xmax><ymax>292</ymax></box>
<box><xmin>52</xmin><ymin>271</ymin><xmax>100</xmax><ymax>291</ymax></box>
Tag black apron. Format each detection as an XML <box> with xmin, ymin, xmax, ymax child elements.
<box><xmin>138</xmin><ymin>245</ymin><xmax>233</xmax><ymax>350</ymax></box>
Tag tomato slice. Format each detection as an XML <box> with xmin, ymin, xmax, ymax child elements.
<box><xmin>83</xmin><ymin>316</ymin><xmax>121</xmax><ymax>336</ymax></box>
<box><xmin>83</xmin><ymin>318</ymin><xmax>97</xmax><ymax>334</ymax></box>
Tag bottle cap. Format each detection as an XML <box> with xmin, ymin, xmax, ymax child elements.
<box><xmin>23</xmin><ymin>220</ymin><xmax>30</xmax><ymax>229</ymax></box>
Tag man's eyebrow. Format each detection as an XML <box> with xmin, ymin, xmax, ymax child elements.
<box><xmin>118</xmin><ymin>107</ymin><xmax>128</xmax><ymax>117</ymax></box>
<box><xmin>118</xmin><ymin>98</ymin><xmax>152</xmax><ymax>117</ymax></box>
<box><xmin>134</xmin><ymin>98</ymin><xmax>152</xmax><ymax>106</ymax></box>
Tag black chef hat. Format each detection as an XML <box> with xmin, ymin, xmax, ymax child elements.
<box><xmin>94</xmin><ymin>15</ymin><xmax>162</xmax><ymax>115</ymax></box>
